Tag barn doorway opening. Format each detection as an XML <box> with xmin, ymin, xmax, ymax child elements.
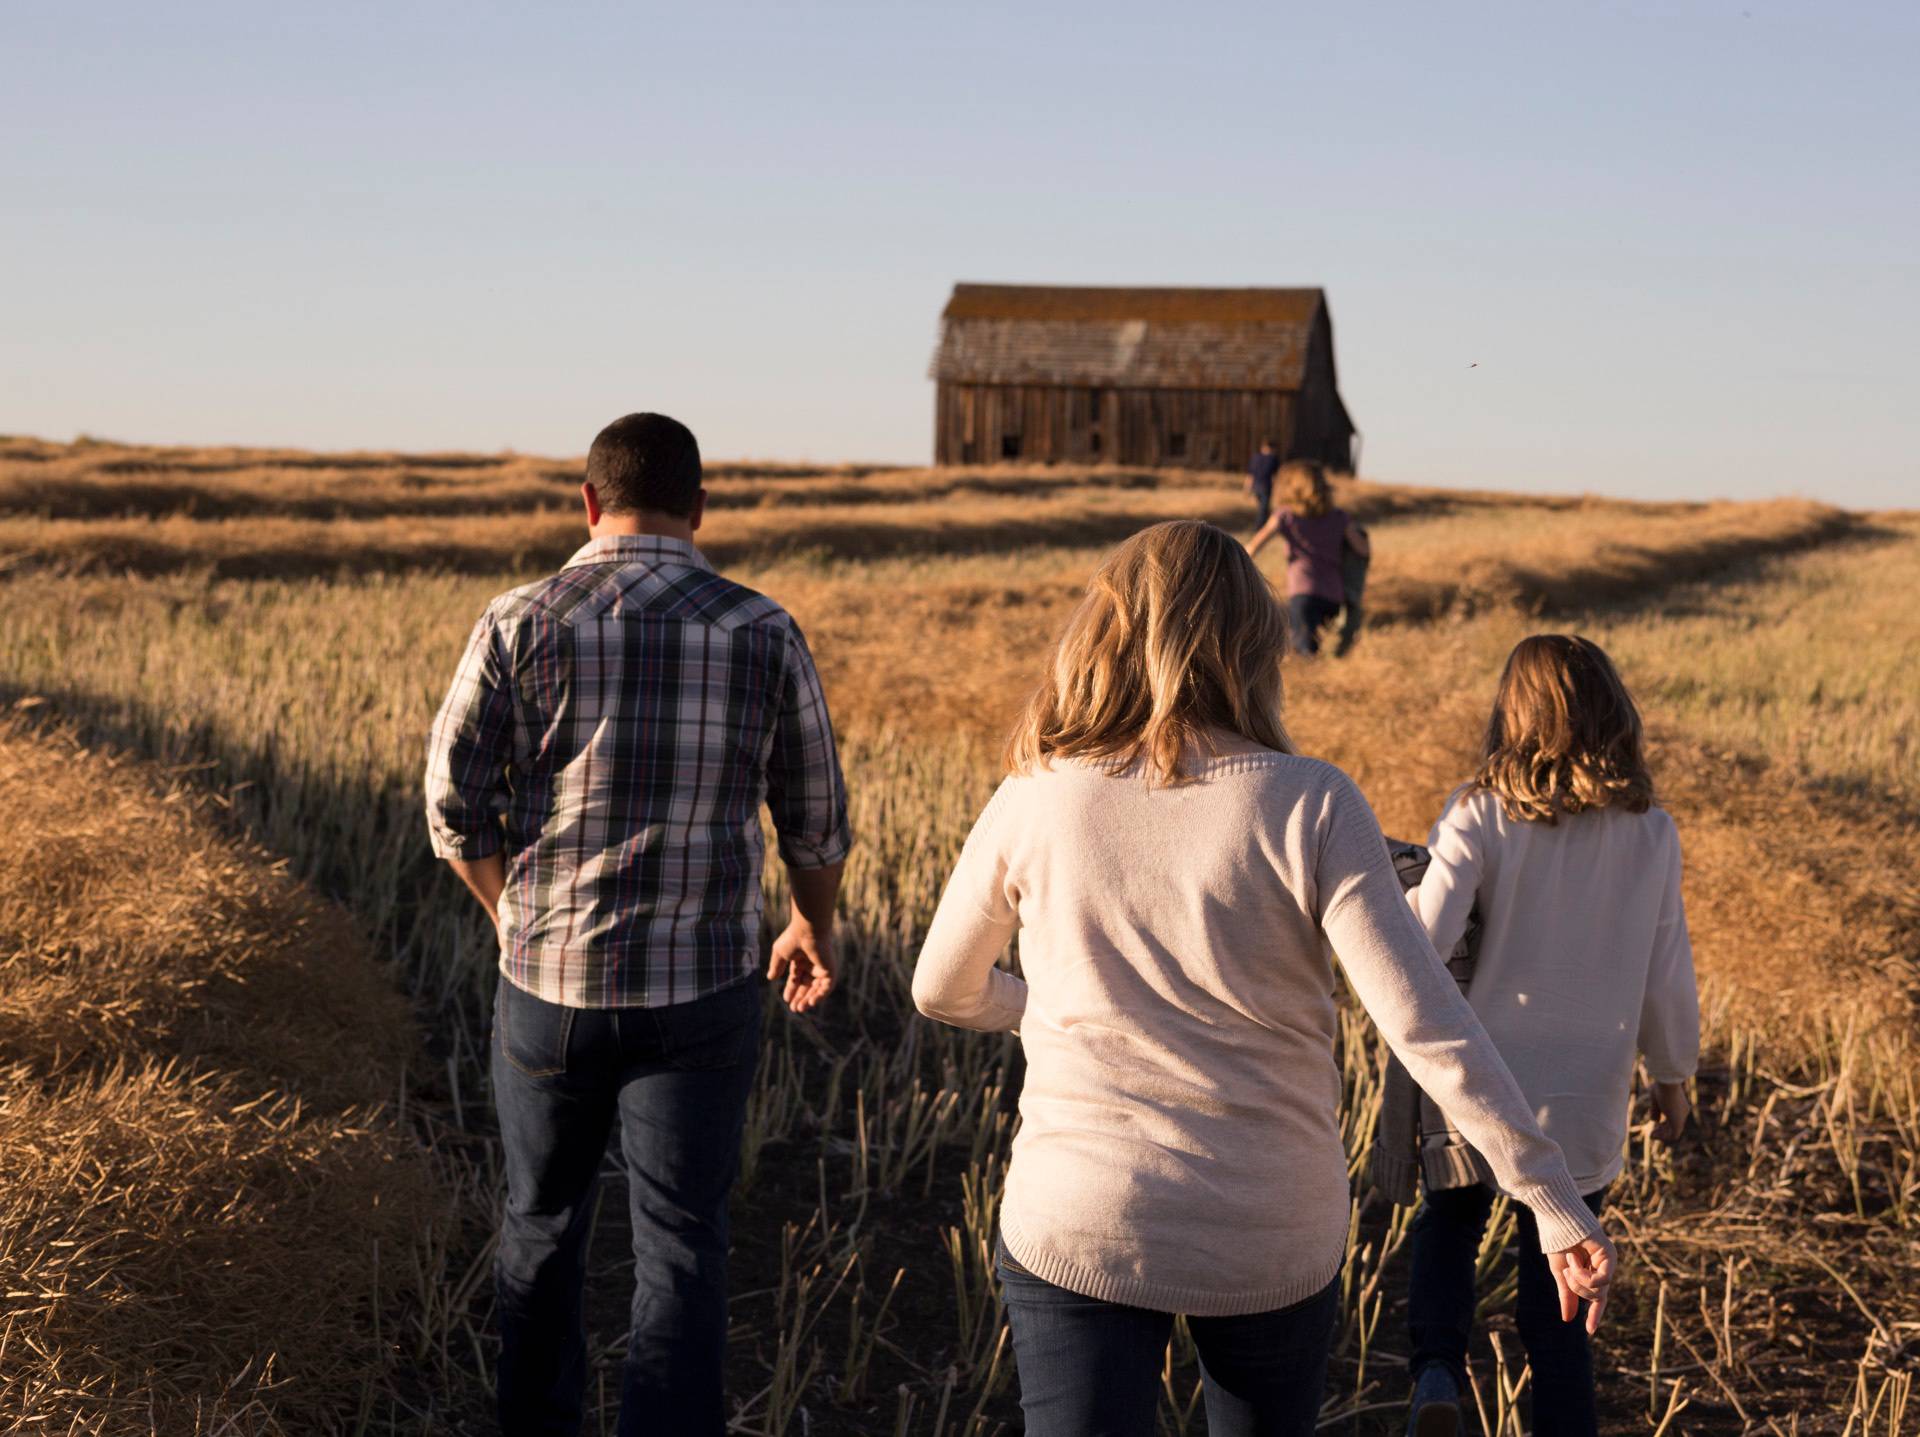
<box><xmin>1085</xmin><ymin>388</ymin><xmax>1105</xmax><ymax>460</ymax></box>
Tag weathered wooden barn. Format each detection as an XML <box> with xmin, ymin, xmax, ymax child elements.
<box><xmin>929</xmin><ymin>284</ymin><xmax>1355</xmax><ymax>471</ymax></box>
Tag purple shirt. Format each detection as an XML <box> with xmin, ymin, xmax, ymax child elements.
<box><xmin>1277</xmin><ymin>508</ymin><xmax>1351</xmax><ymax>601</ymax></box>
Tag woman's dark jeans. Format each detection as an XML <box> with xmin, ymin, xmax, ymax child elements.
<box><xmin>996</xmin><ymin>1245</ymin><xmax>1339</xmax><ymax>1437</ymax></box>
<box><xmin>1287</xmin><ymin>594</ymin><xmax>1343</xmax><ymax>656</ymax></box>
<box><xmin>1407</xmin><ymin>1183</ymin><xmax>1609</xmax><ymax>1437</ymax></box>
<box><xmin>490</xmin><ymin>974</ymin><xmax>762</xmax><ymax>1437</ymax></box>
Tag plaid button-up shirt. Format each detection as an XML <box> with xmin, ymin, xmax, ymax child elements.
<box><xmin>425</xmin><ymin>534</ymin><xmax>852</xmax><ymax>1008</ymax></box>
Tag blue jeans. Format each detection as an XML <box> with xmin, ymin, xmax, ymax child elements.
<box><xmin>1287</xmin><ymin>594</ymin><xmax>1342</xmax><ymax>656</ymax></box>
<box><xmin>490</xmin><ymin>974</ymin><xmax>762</xmax><ymax>1437</ymax></box>
<box><xmin>997</xmin><ymin>1244</ymin><xmax>1339</xmax><ymax>1437</ymax></box>
<box><xmin>1251</xmin><ymin>478</ymin><xmax>1273</xmax><ymax>527</ymax></box>
<box><xmin>1406</xmin><ymin>1183</ymin><xmax>1609</xmax><ymax>1437</ymax></box>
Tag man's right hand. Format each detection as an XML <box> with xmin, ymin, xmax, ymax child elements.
<box><xmin>1546</xmin><ymin>1229</ymin><xmax>1617</xmax><ymax>1335</ymax></box>
<box><xmin>768</xmin><ymin>917</ymin><xmax>837</xmax><ymax>1013</ymax></box>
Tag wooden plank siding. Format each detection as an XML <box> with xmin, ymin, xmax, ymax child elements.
<box><xmin>930</xmin><ymin>284</ymin><xmax>1355</xmax><ymax>470</ymax></box>
<box><xmin>935</xmin><ymin>383</ymin><xmax>1311</xmax><ymax>470</ymax></box>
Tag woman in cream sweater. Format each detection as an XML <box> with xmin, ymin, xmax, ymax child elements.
<box><xmin>911</xmin><ymin>521</ymin><xmax>1616</xmax><ymax>1437</ymax></box>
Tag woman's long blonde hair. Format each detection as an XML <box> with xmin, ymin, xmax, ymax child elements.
<box><xmin>1475</xmin><ymin>635</ymin><xmax>1655</xmax><ymax>824</ymax></box>
<box><xmin>1007</xmin><ymin>520</ymin><xmax>1294</xmax><ymax>784</ymax></box>
<box><xmin>1278</xmin><ymin>460</ymin><xmax>1332</xmax><ymax>518</ymax></box>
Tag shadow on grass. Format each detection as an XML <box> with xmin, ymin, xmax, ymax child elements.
<box><xmin>1364</xmin><ymin>510</ymin><xmax>1880</xmax><ymax>629</ymax></box>
<box><xmin>6</xmin><ymin>497</ymin><xmax>1867</xmax><ymax>595</ymax></box>
<box><xmin>0</xmin><ymin>675</ymin><xmax>1032</xmax><ymax>1435</ymax></box>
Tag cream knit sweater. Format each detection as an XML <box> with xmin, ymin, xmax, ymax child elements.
<box><xmin>912</xmin><ymin>745</ymin><xmax>1602</xmax><ymax>1317</ymax></box>
<box><xmin>1411</xmin><ymin>788</ymin><xmax>1699</xmax><ymax>1193</ymax></box>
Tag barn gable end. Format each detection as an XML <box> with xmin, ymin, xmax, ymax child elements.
<box><xmin>929</xmin><ymin>283</ymin><xmax>1355</xmax><ymax>471</ymax></box>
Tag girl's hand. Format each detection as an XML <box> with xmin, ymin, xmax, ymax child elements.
<box><xmin>1651</xmin><ymin>1080</ymin><xmax>1692</xmax><ymax>1143</ymax></box>
<box><xmin>1546</xmin><ymin>1230</ymin><xmax>1616</xmax><ymax>1335</ymax></box>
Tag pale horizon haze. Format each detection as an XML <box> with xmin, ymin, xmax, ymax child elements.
<box><xmin>5</xmin><ymin>2</ymin><xmax>1917</xmax><ymax>506</ymax></box>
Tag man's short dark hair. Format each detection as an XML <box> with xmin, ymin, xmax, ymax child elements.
<box><xmin>585</xmin><ymin>413</ymin><xmax>703</xmax><ymax>517</ymax></box>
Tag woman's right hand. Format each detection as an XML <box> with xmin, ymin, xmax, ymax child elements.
<box><xmin>1546</xmin><ymin>1229</ymin><xmax>1617</xmax><ymax>1334</ymax></box>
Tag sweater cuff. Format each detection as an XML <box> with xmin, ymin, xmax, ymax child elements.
<box><xmin>984</xmin><ymin>970</ymin><xmax>1030</xmax><ymax>1031</ymax></box>
<box><xmin>1518</xmin><ymin>1170</ymin><xmax>1603</xmax><ymax>1253</ymax></box>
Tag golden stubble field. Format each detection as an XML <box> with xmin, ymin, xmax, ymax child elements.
<box><xmin>1</xmin><ymin>435</ymin><xmax>1915</xmax><ymax>1435</ymax></box>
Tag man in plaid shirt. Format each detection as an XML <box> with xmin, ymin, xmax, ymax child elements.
<box><xmin>426</xmin><ymin>412</ymin><xmax>850</xmax><ymax>1436</ymax></box>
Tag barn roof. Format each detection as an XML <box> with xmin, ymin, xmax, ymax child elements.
<box><xmin>931</xmin><ymin>284</ymin><xmax>1327</xmax><ymax>390</ymax></box>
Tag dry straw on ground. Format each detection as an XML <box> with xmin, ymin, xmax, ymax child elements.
<box><xmin>0</xmin><ymin>720</ymin><xmax>457</xmax><ymax>1435</ymax></box>
<box><xmin>1</xmin><ymin>438</ymin><xmax>1915</xmax><ymax>1433</ymax></box>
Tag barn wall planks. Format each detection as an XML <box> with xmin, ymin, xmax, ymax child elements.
<box><xmin>929</xmin><ymin>284</ymin><xmax>1356</xmax><ymax>472</ymax></box>
<box><xmin>934</xmin><ymin>384</ymin><xmax>1325</xmax><ymax>470</ymax></box>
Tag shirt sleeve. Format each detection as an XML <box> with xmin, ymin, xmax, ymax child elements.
<box><xmin>765</xmin><ymin>617</ymin><xmax>853</xmax><ymax>870</ymax></box>
<box><xmin>911</xmin><ymin>784</ymin><xmax>1027</xmax><ymax>1032</ymax></box>
<box><xmin>425</xmin><ymin>607</ymin><xmax>515</xmax><ymax>860</ymax></box>
<box><xmin>1410</xmin><ymin>790</ymin><xmax>1486</xmax><ymax>957</ymax></box>
<box><xmin>1313</xmin><ymin>774</ymin><xmax>1602</xmax><ymax>1253</ymax></box>
<box><xmin>1637</xmin><ymin>820</ymin><xmax>1701</xmax><ymax>1083</ymax></box>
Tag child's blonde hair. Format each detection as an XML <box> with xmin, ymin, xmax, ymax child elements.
<box><xmin>1277</xmin><ymin>460</ymin><xmax>1332</xmax><ymax>518</ymax></box>
<box><xmin>1007</xmin><ymin>520</ymin><xmax>1294</xmax><ymax>785</ymax></box>
<box><xmin>1476</xmin><ymin>635</ymin><xmax>1654</xmax><ymax>824</ymax></box>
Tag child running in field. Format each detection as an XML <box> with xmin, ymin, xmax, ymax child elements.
<box><xmin>1245</xmin><ymin>460</ymin><xmax>1369</xmax><ymax>656</ymax></box>
<box><xmin>1402</xmin><ymin>636</ymin><xmax>1700</xmax><ymax>1437</ymax></box>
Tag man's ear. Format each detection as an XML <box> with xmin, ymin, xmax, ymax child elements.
<box><xmin>581</xmin><ymin>481</ymin><xmax>604</xmax><ymax>528</ymax></box>
<box><xmin>688</xmin><ymin>488</ymin><xmax>707</xmax><ymax>532</ymax></box>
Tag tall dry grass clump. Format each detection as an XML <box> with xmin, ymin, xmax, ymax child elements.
<box><xmin>0</xmin><ymin>721</ymin><xmax>451</xmax><ymax>1434</ymax></box>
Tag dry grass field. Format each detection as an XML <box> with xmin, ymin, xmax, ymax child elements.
<box><xmin>0</xmin><ymin>718</ymin><xmax>452</xmax><ymax>1430</ymax></box>
<box><xmin>1</xmin><ymin>437</ymin><xmax>1915</xmax><ymax>1435</ymax></box>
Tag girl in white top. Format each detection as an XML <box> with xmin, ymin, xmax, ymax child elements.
<box><xmin>1403</xmin><ymin>635</ymin><xmax>1699</xmax><ymax>1437</ymax></box>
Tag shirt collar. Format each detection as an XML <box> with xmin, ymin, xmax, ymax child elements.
<box><xmin>562</xmin><ymin>533</ymin><xmax>713</xmax><ymax>573</ymax></box>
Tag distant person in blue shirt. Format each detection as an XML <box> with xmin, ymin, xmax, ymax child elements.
<box><xmin>1246</xmin><ymin>440</ymin><xmax>1281</xmax><ymax>527</ymax></box>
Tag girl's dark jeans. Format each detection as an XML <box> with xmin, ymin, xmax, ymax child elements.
<box><xmin>490</xmin><ymin>974</ymin><xmax>762</xmax><ymax>1437</ymax></box>
<box><xmin>1407</xmin><ymin>1183</ymin><xmax>1610</xmax><ymax>1437</ymax></box>
<box><xmin>996</xmin><ymin>1243</ymin><xmax>1339</xmax><ymax>1437</ymax></box>
<box><xmin>1286</xmin><ymin>593</ymin><xmax>1343</xmax><ymax>656</ymax></box>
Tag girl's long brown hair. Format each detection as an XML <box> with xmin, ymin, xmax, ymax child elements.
<box><xmin>1007</xmin><ymin>520</ymin><xmax>1294</xmax><ymax>784</ymax></box>
<box><xmin>1277</xmin><ymin>460</ymin><xmax>1332</xmax><ymax>518</ymax></box>
<box><xmin>1475</xmin><ymin>634</ymin><xmax>1655</xmax><ymax>824</ymax></box>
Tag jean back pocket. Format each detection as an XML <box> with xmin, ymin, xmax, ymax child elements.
<box><xmin>495</xmin><ymin>977</ymin><xmax>576</xmax><ymax>1080</ymax></box>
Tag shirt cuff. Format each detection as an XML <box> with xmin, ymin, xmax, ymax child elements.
<box><xmin>777</xmin><ymin>823</ymin><xmax>852</xmax><ymax>870</ymax></box>
<box><xmin>429</xmin><ymin>824</ymin><xmax>504</xmax><ymax>861</ymax></box>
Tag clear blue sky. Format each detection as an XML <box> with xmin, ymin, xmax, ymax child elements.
<box><xmin>5</xmin><ymin>2</ymin><xmax>1916</xmax><ymax>505</ymax></box>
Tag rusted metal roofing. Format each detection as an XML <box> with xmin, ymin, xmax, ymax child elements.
<box><xmin>931</xmin><ymin>284</ymin><xmax>1325</xmax><ymax>390</ymax></box>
